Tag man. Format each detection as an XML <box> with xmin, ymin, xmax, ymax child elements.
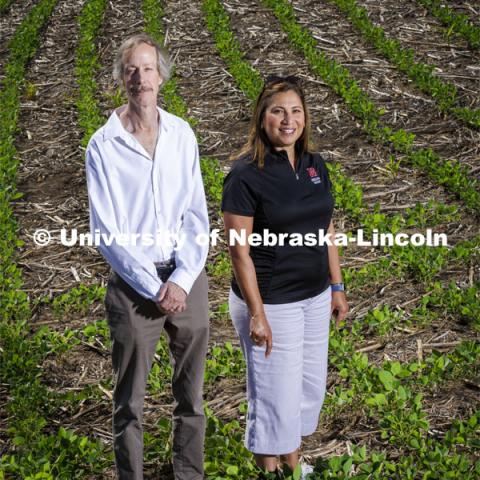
<box><xmin>85</xmin><ymin>33</ymin><xmax>209</xmax><ymax>480</ymax></box>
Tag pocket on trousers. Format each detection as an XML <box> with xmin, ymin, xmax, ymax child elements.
<box><xmin>105</xmin><ymin>305</ymin><xmax>129</xmax><ymax>324</ymax></box>
<box><xmin>105</xmin><ymin>273</ymin><xmax>129</xmax><ymax>320</ymax></box>
<box><xmin>105</xmin><ymin>284</ymin><xmax>129</xmax><ymax>327</ymax></box>
<box><xmin>105</xmin><ymin>305</ymin><xmax>132</xmax><ymax>347</ymax></box>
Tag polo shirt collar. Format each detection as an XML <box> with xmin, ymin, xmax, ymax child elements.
<box><xmin>266</xmin><ymin>147</ymin><xmax>306</xmax><ymax>162</ymax></box>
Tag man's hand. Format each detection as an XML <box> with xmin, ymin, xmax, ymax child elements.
<box><xmin>156</xmin><ymin>281</ymin><xmax>187</xmax><ymax>315</ymax></box>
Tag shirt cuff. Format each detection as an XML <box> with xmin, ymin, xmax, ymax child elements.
<box><xmin>168</xmin><ymin>268</ymin><xmax>196</xmax><ymax>295</ymax></box>
<box><xmin>151</xmin><ymin>283</ymin><xmax>164</xmax><ymax>302</ymax></box>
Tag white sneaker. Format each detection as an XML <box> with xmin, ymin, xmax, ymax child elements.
<box><xmin>300</xmin><ymin>463</ymin><xmax>314</xmax><ymax>479</ymax></box>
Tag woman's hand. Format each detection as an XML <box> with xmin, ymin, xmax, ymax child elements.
<box><xmin>331</xmin><ymin>291</ymin><xmax>349</xmax><ymax>328</ymax></box>
<box><xmin>224</xmin><ymin>212</ymin><xmax>272</xmax><ymax>356</ymax></box>
<box><xmin>250</xmin><ymin>312</ymin><xmax>273</xmax><ymax>357</ymax></box>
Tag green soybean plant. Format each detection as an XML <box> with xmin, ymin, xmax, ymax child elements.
<box><xmin>327</xmin><ymin>0</ymin><xmax>480</xmax><ymax>127</ymax></box>
<box><xmin>416</xmin><ymin>0</ymin><xmax>480</xmax><ymax>49</ymax></box>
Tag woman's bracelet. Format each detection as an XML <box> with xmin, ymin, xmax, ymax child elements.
<box><xmin>331</xmin><ymin>283</ymin><xmax>345</xmax><ymax>292</ymax></box>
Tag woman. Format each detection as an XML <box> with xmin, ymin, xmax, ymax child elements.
<box><xmin>221</xmin><ymin>75</ymin><xmax>348</xmax><ymax>478</ymax></box>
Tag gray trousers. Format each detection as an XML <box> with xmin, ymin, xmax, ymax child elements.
<box><xmin>105</xmin><ymin>267</ymin><xmax>209</xmax><ymax>480</ymax></box>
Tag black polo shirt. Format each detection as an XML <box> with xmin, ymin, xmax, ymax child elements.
<box><xmin>221</xmin><ymin>149</ymin><xmax>334</xmax><ymax>304</ymax></box>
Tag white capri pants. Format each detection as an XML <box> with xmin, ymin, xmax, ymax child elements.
<box><xmin>229</xmin><ymin>286</ymin><xmax>332</xmax><ymax>455</ymax></box>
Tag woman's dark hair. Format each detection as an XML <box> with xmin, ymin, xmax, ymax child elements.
<box><xmin>232</xmin><ymin>75</ymin><xmax>313</xmax><ymax>168</ymax></box>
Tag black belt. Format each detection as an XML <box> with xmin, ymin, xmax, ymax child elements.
<box><xmin>154</xmin><ymin>258</ymin><xmax>175</xmax><ymax>269</ymax></box>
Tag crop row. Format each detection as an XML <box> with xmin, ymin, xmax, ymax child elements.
<box><xmin>327</xmin><ymin>0</ymin><xmax>480</xmax><ymax>127</ymax></box>
<box><xmin>308</xmin><ymin>410</ymin><xmax>479</xmax><ymax>479</ymax></box>
<box><xmin>0</xmin><ymin>1</ymin><xmax>111</xmax><ymax>478</ymax></box>
<box><xmin>262</xmin><ymin>0</ymin><xmax>480</xmax><ymax>213</ymax></box>
<box><xmin>321</xmin><ymin>321</ymin><xmax>479</xmax><ymax>478</ymax></box>
<box><xmin>0</xmin><ymin>0</ymin><xmax>59</xmax><ymax>321</ymax></box>
<box><xmin>345</xmin><ymin>232</ymin><xmax>480</xmax><ymax>287</ymax></box>
<box><xmin>322</xmin><ymin>249</ymin><xmax>478</xmax><ymax>476</ymax></box>
<box><xmin>0</xmin><ymin>0</ymin><xmax>60</xmax><ymax>437</ymax></box>
<box><xmin>75</xmin><ymin>0</ymin><xmax>107</xmax><ymax>146</ymax></box>
<box><xmin>142</xmin><ymin>0</ymin><xmax>194</xmax><ymax>124</ymax></box>
<box><xmin>322</xmin><ymin>237</ymin><xmax>477</xmax><ymax>473</ymax></box>
<box><xmin>416</xmin><ymin>0</ymin><xmax>480</xmax><ymax>49</ymax></box>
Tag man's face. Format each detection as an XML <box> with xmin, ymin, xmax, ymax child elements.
<box><xmin>123</xmin><ymin>43</ymin><xmax>163</xmax><ymax>106</ymax></box>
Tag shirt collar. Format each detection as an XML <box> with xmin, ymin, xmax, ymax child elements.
<box><xmin>102</xmin><ymin>105</ymin><xmax>172</xmax><ymax>142</ymax></box>
<box><xmin>267</xmin><ymin>148</ymin><xmax>289</xmax><ymax>161</ymax></box>
<box><xmin>266</xmin><ymin>147</ymin><xmax>306</xmax><ymax>162</ymax></box>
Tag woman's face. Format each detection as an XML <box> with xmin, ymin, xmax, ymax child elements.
<box><xmin>123</xmin><ymin>43</ymin><xmax>163</xmax><ymax>106</ymax></box>
<box><xmin>262</xmin><ymin>90</ymin><xmax>305</xmax><ymax>151</ymax></box>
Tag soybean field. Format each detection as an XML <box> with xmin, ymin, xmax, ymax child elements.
<box><xmin>0</xmin><ymin>0</ymin><xmax>479</xmax><ymax>478</ymax></box>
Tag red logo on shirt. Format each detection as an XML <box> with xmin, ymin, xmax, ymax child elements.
<box><xmin>306</xmin><ymin>167</ymin><xmax>321</xmax><ymax>184</ymax></box>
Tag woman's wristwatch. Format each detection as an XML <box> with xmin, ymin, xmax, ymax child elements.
<box><xmin>330</xmin><ymin>283</ymin><xmax>345</xmax><ymax>292</ymax></box>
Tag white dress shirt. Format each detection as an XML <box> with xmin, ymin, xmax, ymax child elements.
<box><xmin>85</xmin><ymin>105</ymin><xmax>209</xmax><ymax>300</ymax></box>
